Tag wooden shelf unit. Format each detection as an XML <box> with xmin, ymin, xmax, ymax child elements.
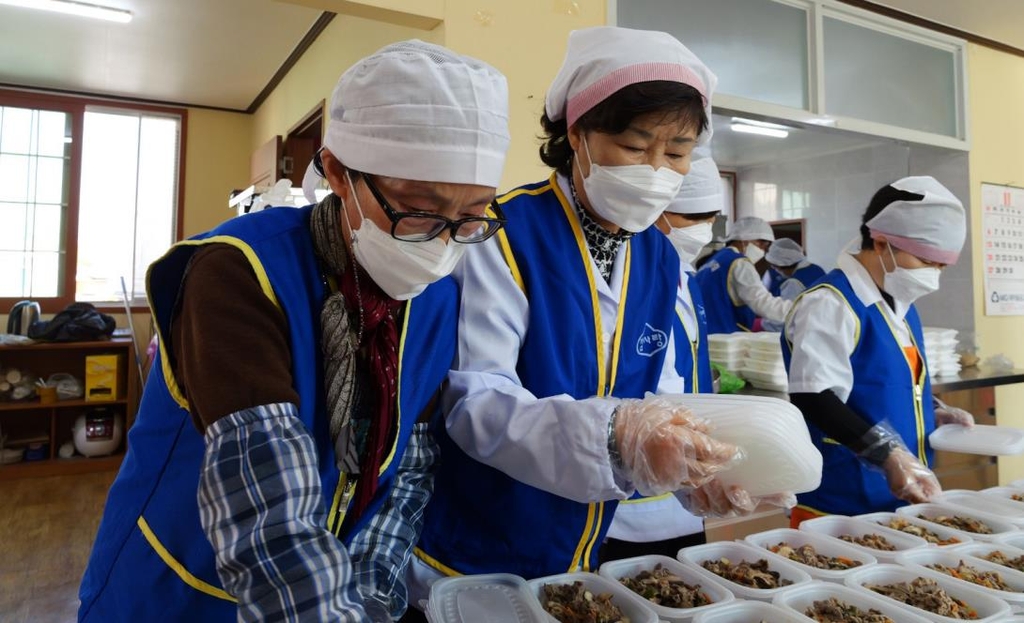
<box><xmin>0</xmin><ymin>337</ymin><xmax>140</xmax><ymax>480</ymax></box>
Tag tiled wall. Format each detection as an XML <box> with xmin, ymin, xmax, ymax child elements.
<box><xmin>733</xmin><ymin>143</ymin><xmax>975</xmax><ymax>336</ymax></box>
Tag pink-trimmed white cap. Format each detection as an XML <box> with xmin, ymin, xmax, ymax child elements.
<box><xmin>545</xmin><ymin>27</ymin><xmax>717</xmax><ymax>142</ymax></box>
<box><xmin>867</xmin><ymin>176</ymin><xmax>966</xmax><ymax>265</ymax></box>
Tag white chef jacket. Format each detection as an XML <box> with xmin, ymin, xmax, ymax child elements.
<box><xmin>729</xmin><ymin>251</ymin><xmax>793</xmax><ymax>322</ymax></box>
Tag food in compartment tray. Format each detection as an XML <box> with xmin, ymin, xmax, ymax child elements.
<box><xmin>982</xmin><ymin>550</ymin><xmax>1024</xmax><ymax>572</ymax></box>
<box><xmin>769</xmin><ymin>542</ymin><xmax>862</xmax><ymax>570</ymax></box>
<box><xmin>839</xmin><ymin>533</ymin><xmax>898</xmax><ymax>551</ymax></box>
<box><xmin>1011</xmin><ymin>493</ymin><xmax>1024</xmax><ymax>503</ymax></box>
<box><xmin>699</xmin><ymin>557</ymin><xmax>793</xmax><ymax>589</ymax></box>
<box><xmin>882</xmin><ymin>517</ymin><xmax>961</xmax><ymax>545</ymax></box>
<box><xmin>541</xmin><ymin>581</ymin><xmax>631</xmax><ymax>623</ymax></box>
<box><xmin>925</xmin><ymin>560</ymin><xmax>1017</xmax><ymax>592</ymax></box>
<box><xmin>866</xmin><ymin>577</ymin><xmax>979</xmax><ymax>620</ymax></box>
<box><xmin>917</xmin><ymin>514</ymin><xmax>993</xmax><ymax>535</ymax></box>
<box><xmin>804</xmin><ymin>597</ymin><xmax>895</xmax><ymax>623</ymax></box>
<box><xmin>617</xmin><ymin>563</ymin><xmax>713</xmax><ymax>609</ymax></box>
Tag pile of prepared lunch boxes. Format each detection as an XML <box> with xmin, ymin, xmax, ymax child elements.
<box><xmin>425</xmin><ymin>480</ymin><xmax>1024</xmax><ymax>622</ymax></box>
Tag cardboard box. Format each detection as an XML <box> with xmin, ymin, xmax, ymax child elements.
<box><xmin>85</xmin><ymin>354</ymin><xmax>122</xmax><ymax>402</ymax></box>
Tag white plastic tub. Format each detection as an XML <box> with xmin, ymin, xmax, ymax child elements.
<box><xmin>844</xmin><ymin>563</ymin><xmax>1012</xmax><ymax>622</ymax></box>
<box><xmin>690</xmin><ymin>600</ymin><xmax>803</xmax><ymax>623</ymax></box>
<box><xmin>528</xmin><ymin>572</ymin><xmax>657</xmax><ymax>623</ymax></box>
<box><xmin>896</xmin><ymin>503</ymin><xmax>1019</xmax><ymax>542</ymax></box>
<box><xmin>772</xmin><ymin>580</ymin><xmax>931</xmax><ymax>622</ymax></box>
<box><xmin>798</xmin><ymin>515</ymin><xmax>927</xmax><ymax>563</ymax></box>
<box><xmin>598</xmin><ymin>554</ymin><xmax>734</xmax><ymax>622</ymax></box>
<box><xmin>939</xmin><ymin>489</ymin><xmax>1024</xmax><ymax>526</ymax></box>
<box><xmin>856</xmin><ymin>511</ymin><xmax>970</xmax><ymax>547</ymax></box>
<box><xmin>427</xmin><ymin>573</ymin><xmax>547</xmax><ymax>623</ymax></box>
<box><xmin>744</xmin><ymin>527</ymin><xmax>876</xmax><ymax>582</ymax></box>
<box><xmin>676</xmin><ymin>541</ymin><xmax>812</xmax><ymax>601</ymax></box>
<box><xmin>981</xmin><ymin>485</ymin><xmax>1024</xmax><ymax>506</ymax></box>
<box><xmin>996</xmin><ymin>532</ymin><xmax>1024</xmax><ymax>549</ymax></box>
<box><xmin>896</xmin><ymin>546</ymin><xmax>1024</xmax><ymax>607</ymax></box>
<box><xmin>950</xmin><ymin>539</ymin><xmax>1024</xmax><ymax>570</ymax></box>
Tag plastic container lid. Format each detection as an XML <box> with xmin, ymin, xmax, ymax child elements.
<box><xmin>981</xmin><ymin>485</ymin><xmax>1024</xmax><ymax>506</ymax></box>
<box><xmin>798</xmin><ymin>515</ymin><xmax>928</xmax><ymax>563</ymax></box>
<box><xmin>995</xmin><ymin>532</ymin><xmax>1024</xmax><ymax>549</ymax></box>
<box><xmin>895</xmin><ymin>546</ymin><xmax>1024</xmax><ymax>605</ymax></box>
<box><xmin>929</xmin><ymin>424</ymin><xmax>1024</xmax><ymax>455</ymax></box>
<box><xmin>690</xmin><ymin>599</ymin><xmax>804</xmax><ymax>623</ymax></box>
<box><xmin>771</xmin><ymin>579</ymin><xmax>932</xmax><ymax>622</ymax></box>
<box><xmin>855</xmin><ymin>511</ymin><xmax>971</xmax><ymax>547</ymax></box>
<box><xmin>677</xmin><ymin>541</ymin><xmax>813</xmax><ymax>601</ymax></box>
<box><xmin>938</xmin><ymin>489</ymin><xmax>1024</xmax><ymax>526</ymax></box>
<box><xmin>597</xmin><ymin>554</ymin><xmax>734</xmax><ymax>622</ymax></box>
<box><xmin>844</xmin><ymin>563</ymin><xmax>1012</xmax><ymax>622</ymax></box>
<box><xmin>528</xmin><ymin>572</ymin><xmax>657</xmax><ymax>623</ymax></box>
<box><xmin>744</xmin><ymin>527</ymin><xmax>878</xmax><ymax>581</ymax></box>
<box><xmin>896</xmin><ymin>503</ymin><xmax>1019</xmax><ymax>542</ymax></box>
<box><xmin>427</xmin><ymin>573</ymin><xmax>547</xmax><ymax>623</ymax></box>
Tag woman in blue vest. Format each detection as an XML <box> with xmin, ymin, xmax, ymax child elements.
<box><xmin>782</xmin><ymin>177</ymin><xmax>975</xmax><ymax>527</ymax></box>
<box><xmin>696</xmin><ymin>216</ymin><xmax>793</xmax><ymax>333</ymax></box>
<box><xmin>405</xmin><ymin>28</ymin><xmax>759</xmax><ymax>608</ymax></box>
<box><xmin>763</xmin><ymin>238</ymin><xmax>826</xmax><ymax>300</ymax></box>
<box><xmin>78</xmin><ymin>41</ymin><xmax>511</xmax><ymax>623</ymax></box>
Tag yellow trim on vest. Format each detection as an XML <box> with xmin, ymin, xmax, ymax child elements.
<box><xmin>568</xmin><ymin>502</ymin><xmax>597</xmax><ymax>572</ymax></box>
<box><xmin>581</xmin><ymin>500</ymin><xmax>605</xmax><ymax>571</ymax></box>
<box><xmin>794</xmin><ymin>503</ymin><xmax>827</xmax><ymax>517</ymax></box>
<box><xmin>619</xmin><ymin>492</ymin><xmax>672</xmax><ymax>505</ymax></box>
<box><xmin>783</xmin><ymin>283</ymin><xmax>862</xmax><ymax>353</ymax></box>
<box><xmin>327</xmin><ymin>473</ymin><xmax>348</xmax><ymax>535</ymax></box>
<box><xmin>821</xmin><ymin>437</ymin><xmax>841</xmax><ymax>445</ymax></box>
<box><xmin>494</xmin><ymin>227</ymin><xmax>526</xmax><ymax>294</ymax></box>
<box><xmin>496</xmin><ymin>181</ymin><xmax>554</xmax><ymax>205</ymax></box>
<box><xmin>136</xmin><ymin>516</ymin><xmax>237</xmax><ymax>603</ymax></box>
<box><xmin>675</xmin><ymin>307</ymin><xmax>701</xmax><ymax>393</ymax></box>
<box><xmin>875</xmin><ymin>303</ymin><xmax>929</xmax><ymax>465</ymax></box>
<box><xmin>607</xmin><ymin>242</ymin><xmax>630</xmax><ymax>395</ymax></box>
<box><xmin>414</xmin><ymin>546</ymin><xmax>463</xmax><ymax>577</ymax></box>
<box><xmin>380</xmin><ymin>302</ymin><xmax>411</xmax><ymax>474</ymax></box>
<box><xmin>147</xmin><ymin>235</ymin><xmax>284</xmax><ymax>411</ymax></box>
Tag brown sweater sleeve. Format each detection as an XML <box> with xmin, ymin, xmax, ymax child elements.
<box><xmin>170</xmin><ymin>244</ymin><xmax>301</xmax><ymax>432</ymax></box>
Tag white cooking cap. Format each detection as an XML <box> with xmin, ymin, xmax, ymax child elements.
<box><xmin>305</xmin><ymin>40</ymin><xmax>510</xmax><ymax>203</ymax></box>
<box><xmin>727</xmin><ymin>216</ymin><xmax>775</xmax><ymax>242</ymax></box>
<box><xmin>867</xmin><ymin>176</ymin><xmax>966</xmax><ymax>265</ymax></box>
<box><xmin>765</xmin><ymin>238</ymin><xmax>805</xmax><ymax>266</ymax></box>
<box><xmin>545</xmin><ymin>26</ymin><xmax>717</xmax><ymax>143</ymax></box>
<box><xmin>665</xmin><ymin>153</ymin><xmax>723</xmax><ymax>215</ymax></box>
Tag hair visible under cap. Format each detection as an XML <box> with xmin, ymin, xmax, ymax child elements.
<box><xmin>538</xmin><ymin>81</ymin><xmax>708</xmax><ymax>177</ymax></box>
<box><xmin>860</xmin><ymin>185</ymin><xmax>926</xmax><ymax>250</ymax></box>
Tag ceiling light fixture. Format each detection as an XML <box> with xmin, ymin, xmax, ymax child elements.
<box><xmin>0</xmin><ymin>0</ymin><xmax>132</xmax><ymax>23</ymax></box>
<box><xmin>730</xmin><ymin>122</ymin><xmax>789</xmax><ymax>139</ymax></box>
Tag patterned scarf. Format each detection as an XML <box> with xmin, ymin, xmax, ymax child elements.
<box><xmin>310</xmin><ymin>194</ymin><xmax>403</xmax><ymax>521</ymax></box>
<box><xmin>568</xmin><ymin>173</ymin><xmax>633</xmax><ymax>282</ymax></box>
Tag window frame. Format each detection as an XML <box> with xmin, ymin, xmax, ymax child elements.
<box><xmin>0</xmin><ymin>88</ymin><xmax>187</xmax><ymax>314</ymax></box>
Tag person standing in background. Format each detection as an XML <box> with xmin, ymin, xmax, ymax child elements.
<box><xmin>760</xmin><ymin>238</ymin><xmax>826</xmax><ymax>332</ymax></box>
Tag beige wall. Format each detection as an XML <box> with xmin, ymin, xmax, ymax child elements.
<box><xmin>966</xmin><ymin>43</ymin><xmax>1024</xmax><ymax>484</ymax></box>
<box><xmin>181</xmin><ymin>108</ymin><xmax>253</xmax><ymax>238</ymax></box>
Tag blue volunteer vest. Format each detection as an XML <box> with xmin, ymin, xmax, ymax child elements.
<box><xmin>695</xmin><ymin>246</ymin><xmax>757</xmax><ymax>333</ymax></box>
<box><xmin>78</xmin><ymin>206</ymin><xmax>457</xmax><ymax>622</ymax></box>
<box><xmin>765</xmin><ymin>267</ymin><xmax>787</xmax><ymax>297</ymax></box>
<box><xmin>674</xmin><ymin>272</ymin><xmax>713</xmax><ymax>393</ymax></box>
<box><xmin>786</xmin><ymin>263</ymin><xmax>826</xmax><ymax>292</ymax></box>
<box><xmin>415</xmin><ymin>175</ymin><xmax>679</xmax><ymax>578</ymax></box>
<box><xmin>781</xmin><ymin>269</ymin><xmax>934</xmax><ymax>516</ymax></box>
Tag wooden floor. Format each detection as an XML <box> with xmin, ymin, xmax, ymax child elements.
<box><xmin>0</xmin><ymin>470</ymin><xmax>115</xmax><ymax>623</ymax></box>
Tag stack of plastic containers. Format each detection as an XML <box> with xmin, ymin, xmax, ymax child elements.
<box><xmin>426</xmin><ymin>574</ymin><xmax>548</xmax><ymax>623</ymax></box>
<box><xmin>707</xmin><ymin>333</ymin><xmax>747</xmax><ymax>375</ymax></box>
<box><xmin>924</xmin><ymin>327</ymin><xmax>962</xmax><ymax>378</ymax></box>
<box><xmin>598</xmin><ymin>554</ymin><xmax>733</xmax><ymax>621</ymax></box>
<box><xmin>737</xmin><ymin>332</ymin><xmax>788</xmax><ymax>392</ymax></box>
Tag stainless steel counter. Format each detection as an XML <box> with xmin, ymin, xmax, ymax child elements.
<box><xmin>733</xmin><ymin>368</ymin><xmax>1024</xmax><ymax>399</ymax></box>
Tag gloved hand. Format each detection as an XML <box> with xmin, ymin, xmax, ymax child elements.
<box><xmin>935</xmin><ymin>405</ymin><xmax>975</xmax><ymax>427</ymax></box>
<box><xmin>883</xmin><ymin>447</ymin><xmax>941</xmax><ymax>503</ymax></box>
<box><xmin>614</xmin><ymin>396</ymin><xmax>742</xmax><ymax>496</ymax></box>
<box><xmin>678</xmin><ymin>480</ymin><xmax>797</xmax><ymax>518</ymax></box>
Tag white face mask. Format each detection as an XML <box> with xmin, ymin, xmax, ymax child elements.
<box><xmin>744</xmin><ymin>242</ymin><xmax>766</xmax><ymax>264</ymax></box>
<box><xmin>665</xmin><ymin>220</ymin><xmax>714</xmax><ymax>265</ymax></box>
<box><xmin>576</xmin><ymin>136</ymin><xmax>684</xmax><ymax>233</ymax></box>
<box><xmin>342</xmin><ymin>171</ymin><xmax>466</xmax><ymax>300</ymax></box>
<box><xmin>880</xmin><ymin>244</ymin><xmax>941</xmax><ymax>304</ymax></box>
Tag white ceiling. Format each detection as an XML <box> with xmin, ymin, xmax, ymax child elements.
<box><xmin>867</xmin><ymin>0</ymin><xmax>1024</xmax><ymax>51</ymax></box>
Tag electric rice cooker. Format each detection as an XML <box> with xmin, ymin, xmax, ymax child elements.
<box><xmin>72</xmin><ymin>408</ymin><xmax>123</xmax><ymax>457</ymax></box>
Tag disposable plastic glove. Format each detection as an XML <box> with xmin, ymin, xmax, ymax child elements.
<box><xmin>883</xmin><ymin>447</ymin><xmax>942</xmax><ymax>503</ymax></box>
<box><xmin>614</xmin><ymin>396</ymin><xmax>742</xmax><ymax>496</ymax></box>
<box><xmin>934</xmin><ymin>405</ymin><xmax>975</xmax><ymax>428</ymax></box>
<box><xmin>678</xmin><ymin>481</ymin><xmax>797</xmax><ymax>519</ymax></box>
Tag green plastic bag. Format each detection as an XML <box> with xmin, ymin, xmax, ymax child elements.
<box><xmin>711</xmin><ymin>362</ymin><xmax>746</xmax><ymax>394</ymax></box>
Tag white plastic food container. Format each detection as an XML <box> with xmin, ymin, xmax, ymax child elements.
<box><xmin>427</xmin><ymin>573</ymin><xmax>547</xmax><ymax>623</ymax></box>
<box><xmin>896</xmin><ymin>546</ymin><xmax>1024</xmax><ymax>607</ymax></box>
<box><xmin>844</xmin><ymin>563</ymin><xmax>1012</xmax><ymax>622</ymax></box>
<box><xmin>690</xmin><ymin>600</ymin><xmax>803</xmax><ymax>623</ymax></box>
<box><xmin>744</xmin><ymin>527</ymin><xmax>877</xmax><ymax>582</ymax></box>
<box><xmin>798</xmin><ymin>514</ymin><xmax>927</xmax><ymax>563</ymax></box>
<box><xmin>996</xmin><ymin>532</ymin><xmax>1024</xmax><ymax>549</ymax></box>
<box><xmin>939</xmin><ymin>489</ymin><xmax>1024</xmax><ymax>527</ymax></box>
<box><xmin>528</xmin><ymin>571</ymin><xmax>657</xmax><ymax>623</ymax></box>
<box><xmin>677</xmin><ymin>541</ymin><xmax>812</xmax><ymax>601</ymax></box>
<box><xmin>981</xmin><ymin>485</ymin><xmax>1024</xmax><ymax>505</ymax></box>
<box><xmin>896</xmin><ymin>503</ymin><xmax>1018</xmax><ymax>542</ymax></box>
<box><xmin>771</xmin><ymin>579</ymin><xmax>931</xmax><ymax>622</ymax></box>
<box><xmin>856</xmin><ymin>511</ymin><xmax>970</xmax><ymax>547</ymax></box>
<box><xmin>950</xmin><ymin>539</ymin><xmax>1024</xmax><ymax>568</ymax></box>
<box><xmin>598</xmin><ymin>554</ymin><xmax>734</xmax><ymax>622</ymax></box>
<box><xmin>928</xmin><ymin>424</ymin><xmax>1024</xmax><ymax>455</ymax></box>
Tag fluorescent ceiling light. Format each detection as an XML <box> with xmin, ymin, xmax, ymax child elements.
<box><xmin>730</xmin><ymin>122</ymin><xmax>789</xmax><ymax>139</ymax></box>
<box><xmin>0</xmin><ymin>0</ymin><xmax>132</xmax><ymax>23</ymax></box>
<box><xmin>731</xmin><ymin>117</ymin><xmax>790</xmax><ymax>130</ymax></box>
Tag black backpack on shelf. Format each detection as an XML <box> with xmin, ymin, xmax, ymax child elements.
<box><xmin>27</xmin><ymin>302</ymin><xmax>116</xmax><ymax>342</ymax></box>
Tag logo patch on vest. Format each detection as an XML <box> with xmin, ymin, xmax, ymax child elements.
<box><xmin>636</xmin><ymin>323</ymin><xmax>668</xmax><ymax>357</ymax></box>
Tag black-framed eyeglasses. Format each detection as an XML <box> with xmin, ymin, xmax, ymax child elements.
<box><xmin>355</xmin><ymin>171</ymin><xmax>506</xmax><ymax>244</ymax></box>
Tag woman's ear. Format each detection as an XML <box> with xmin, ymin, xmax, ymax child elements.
<box><xmin>567</xmin><ymin>124</ymin><xmax>582</xmax><ymax>153</ymax></box>
<box><xmin>320</xmin><ymin>149</ymin><xmax>352</xmax><ymax>202</ymax></box>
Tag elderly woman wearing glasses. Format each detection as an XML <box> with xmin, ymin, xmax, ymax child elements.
<box><xmin>78</xmin><ymin>41</ymin><xmax>510</xmax><ymax>623</ymax></box>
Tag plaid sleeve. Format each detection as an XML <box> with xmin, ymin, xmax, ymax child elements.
<box><xmin>349</xmin><ymin>422</ymin><xmax>440</xmax><ymax>619</ymax></box>
<box><xmin>198</xmin><ymin>402</ymin><xmax>369</xmax><ymax>623</ymax></box>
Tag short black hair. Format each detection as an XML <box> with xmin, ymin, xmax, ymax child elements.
<box><xmin>539</xmin><ymin>81</ymin><xmax>708</xmax><ymax>177</ymax></box>
<box><xmin>686</xmin><ymin>210</ymin><xmax>720</xmax><ymax>222</ymax></box>
<box><xmin>860</xmin><ymin>184</ymin><xmax>926</xmax><ymax>250</ymax></box>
